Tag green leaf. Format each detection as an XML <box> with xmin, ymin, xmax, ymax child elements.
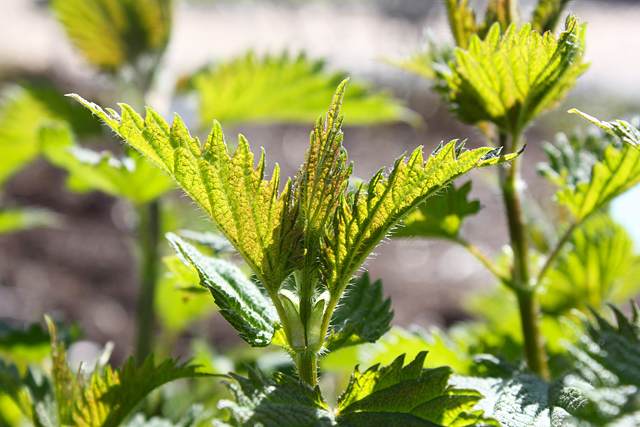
<box><xmin>388</xmin><ymin>35</ymin><xmax>456</xmax><ymax>81</ymax></box>
<box><xmin>569</xmin><ymin>109</ymin><xmax>640</xmax><ymax>148</ymax></box>
<box><xmin>561</xmin><ymin>303</ymin><xmax>640</xmax><ymax>425</ymax></box>
<box><xmin>556</xmin><ymin>139</ymin><xmax>640</xmax><ymax>221</ymax></box>
<box><xmin>0</xmin><ymin>208</ymin><xmax>60</xmax><ymax>235</ymax></box>
<box><xmin>336</xmin><ymin>352</ymin><xmax>497</xmax><ymax>426</ymax></box>
<box><xmin>0</xmin><ymin>83</ymin><xmax>101</xmax><ymax>186</ymax></box>
<box><xmin>450</xmin><ymin>371</ymin><xmax>572</xmax><ymax>427</ymax></box>
<box><xmin>39</xmin><ymin>122</ymin><xmax>172</xmax><ymax>203</ymax></box>
<box><xmin>438</xmin><ymin>15</ymin><xmax>587</xmax><ymax>135</ymax></box>
<box><xmin>0</xmin><ymin>360</ymin><xmax>39</xmax><ymax>422</ymax></box>
<box><xmin>480</xmin><ymin>0</ymin><xmax>519</xmax><ymax>39</ymax></box>
<box><xmin>166</xmin><ymin>232</ymin><xmax>280</xmax><ymax>347</ymax></box>
<box><xmin>531</xmin><ymin>0</ymin><xmax>572</xmax><ymax>33</ymax></box>
<box><xmin>215</xmin><ymin>353</ymin><xmax>495</xmax><ymax>427</ymax></box>
<box><xmin>68</xmin><ymin>93</ymin><xmax>301</xmax><ymax>295</ymax></box>
<box><xmin>324</xmin><ymin>273</ymin><xmax>393</xmax><ymax>352</ymax></box>
<box><xmin>214</xmin><ymin>367</ymin><xmax>332</xmax><ymax>427</ymax></box>
<box><xmin>188</xmin><ymin>52</ymin><xmax>418</xmax><ymax>127</ymax></box>
<box><xmin>393</xmin><ymin>181</ymin><xmax>480</xmax><ymax>240</ymax></box>
<box><xmin>0</xmin><ymin>322</ymin><xmax>51</xmax><ymax>368</ymax></box>
<box><xmin>51</xmin><ymin>0</ymin><xmax>172</xmax><ymax>72</ymax></box>
<box><xmin>155</xmin><ymin>255</ymin><xmax>217</xmax><ymax>334</ymax></box>
<box><xmin>444</xmin><ymin>0</ymin><xmax>478</xmax><ymax>49</ymax></box>
<box><xmin>322</xmin><ymin>142</ymin><xmax>518</xmax><ymax>297</ymax></box>
<box><xmin>540</xmin><ymin>214</ymin><xmax>640</xmax><ymax>316</ymax></box>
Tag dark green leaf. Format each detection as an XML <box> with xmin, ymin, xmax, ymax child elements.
<box><xmin>188</xmin><ymin>52</ymin><xmax>418</xmax><ymax>127</ymax></box>
<box><xmin>324</xmin><ymin>273</ymin><xmax>393</xmax><ymax>352</ymax></box>
<box><xmin>214</xmin><ymin>368</ymin><xmax>332</xmax><ymax>427</ymax></box>
<box><xmin>393</xmin><ymin>181</ymin><xmax>480</xmax><ymax>240</ymax></box>
<box><xmin>166</xmin><ymin>232</ymin><xmax>279</xmax><ymax>347</ymax></box>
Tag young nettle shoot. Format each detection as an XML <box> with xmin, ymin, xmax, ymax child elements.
<box><xmin>70</xmin><ymin>80</ymin><xmax>517</xmax><ymax>386</ymax></box>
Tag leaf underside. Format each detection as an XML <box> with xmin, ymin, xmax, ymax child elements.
<box><xmin>166</xmin><ymin>232</ymin><xmax>279</xmax><ymax>347</ymax></box>
<box><xmin>569</xmin><ymin>109</ymin><xmax>640</xmax><ymax>148</ymax></box>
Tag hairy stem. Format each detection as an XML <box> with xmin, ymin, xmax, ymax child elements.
<box><xmin>537</xmin><ymin>222</ymin><xmax>577</xmax><ymax>283</ymax></box>
<box><xmin>499</xmin><ymin>132</ymin><xmax>549</xmax><ymax>380</ymax></box>
<box><xmin>296</xmin><ymin>350</ymin><xmax>318</xmax><ymax>387</ymax></box>
<box><xmin>134</xmin><ymin>199</ymin><xmax>161</xmax><ymax>363</ymax></box>
<box><xmin>457</xmin><ymin>238</ymin><xmax>512</xmax><ymax>287</ymax></box>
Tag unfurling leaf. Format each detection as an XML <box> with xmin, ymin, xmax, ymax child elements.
<box><xmin>569</xmin><ymin>110</ymin><xmax>640</xmax><ymax>148</ymax></box>
<box><xmin>394</xmin><ymin>181</ymin><xmax>480</xmax><ymax>241</ymax></box>
<box><xmin>51</xmin><ymin>0</ymin><xmax>172</xmax><ymax>72</ymax></box>
<box><xmin>166</xmin><ymin>233</ymin><xmax>279</xmax><ymax>347</ymax></box>
<box><xmin>188</xmin><ymin>52</ymin><xmax>417</xmax><ymax>127</ymax></box>
<box><xmin>322</xmin><ymin>142</ymin><xmax>518</xmax><ymax>298</ymax></box>
<box><xmin>68</xmin><ymin>92</ymin><xmax>301</xmax><ymax>295</ymax></box>
<box><xmin>39</xmin><ymin>122</ymin><xmax>172</xmax><ymax>203</ymax></box>
<box><xmin>438</xmin><ymin>15</ymin><xmax>587</xmax><ymax>135</ymax></box>
<box><xmin>324</xmin><ymin>273</ymin><xmax>393</xmax><ymax>352</ymax></box>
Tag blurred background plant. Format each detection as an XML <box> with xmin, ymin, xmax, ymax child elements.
<box><xmin>2</xmin><ymin>0</ymin><xmax>640</xmax><ymax>425</ymax></box>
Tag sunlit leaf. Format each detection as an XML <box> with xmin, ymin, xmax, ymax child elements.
<box><xmin>166</xmin><ymin>233</ymin><xmax>279</xmax><ymax>347</ymax></box>
<box><xmin>444</xmin><ymin>0</ymin><xmax>478</xmax><ymax>49</ymax></box>
<box><xmin>438</xmin><ymin>15</ymin><xmax>587</xmax><ymax>135</ymax></box>
<box><xmin>569</xmin><ymin>109</ymin><xmax>640</xmax><ymax>148</ymax></box>
<box><xmin>336</xmin><ymin>352</ymin><xmax>497</xmax><ymax>426</ymax></box>
<box><xmin>188</xmin><ymin>52</ymin><xmax>418</xmax><ymax>127</ymax></box>
<box><xmin>324</xmin><ymin>273</ymin><xmax>393</xmax><ymax>352</ymax></box>
<box><xmin>39</xmin><ymin>123</ymin><xmax>172</xmax><ymax>203</ymax></box>
<box><xmin>0</xmin><ymin>208</ymin><xmax>60</xmax><ymax>235</ymax></box>
<box><xmin>51</xmin><ymin>0</ymin><xmax>172</xmax><ymax>72</ymax></box>
<box><xmin>0</xmin><ymin>83</ymin><xmax>101</xmax><ymax>186</ymax></box>
<box><xmin>322</xmin><ymin>141</ymin><xmax>518</xmax><ymax>297</ymax></box>
<box><xmin>540</xmin><ymin>214</ymin><xmax>640</xmax><ymax>316</ymax></box>
<box><xmin>69</xmin><ymin>92</ymin><xmax>301</xmax><ymax>295</ymax></box>
<box><xmin>393</xmin><ymin>181</ymin><xmax>480</xmax><ymax>241</ymax></box>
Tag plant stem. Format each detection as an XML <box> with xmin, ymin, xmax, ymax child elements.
<box><xmin>296</xmin><ymin>350</ymin><xmax>318</xmax><ymax>387</ymax></box>
<box><xmin>499</xmin><ymin>132</ymin><xmax>549</xmax><ymax>380</ymax></box>
<box><xmin>457</xmin><ymin>239</ymin><xmax>512</xmax><ymax>287</ymax></box>
<box><xmin>134</xmin><ymin>199</ymin><xmax>161</xmax><ymax>364</ymax></box>
<box><xmin>537</xmin><ymin>222</ymin><xmax>577</xmax><ymax>283</ymax></box>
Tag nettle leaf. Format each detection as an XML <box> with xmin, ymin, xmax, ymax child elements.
<box><xmin>0</xmin><ymin>208</ymin><xmax>60</xmax><ymax>235</ymax></box>
<box><xmin>556</xmin><ymin>138</ymin><xmax>640</xmax><ymax>221</ymax></box>
<box><xmin>322</xmin><ymin>141</ymin><xmax>518</xmax><ymax>297</ymax></box>
<box><xmin>336</xmin><ymin>352</ymin><xmax>497</xmax><ymax>426</ymax></box>
<box><xmin>540</xmin><ymin>214</ymin><xmax>640</xmax><ymax>316</ymax></box>
<box><xmin>214</xmin><ymin>368</ymin><xmax>332</xmax><ymax>427</ymax></box>
<box><xmin>324</xmin><ymin>273</ymin><xmax>393</xmax><ymax>353</ymax></box>
<box><xmin>69</xmin><ymin>93</ymin><xmax>300</xmax><ymax>295</ymax></box>
<box><xmin>438</xmin><ymin>15</ymin><xmax>587</xmax><ymax>135</ymax></box>
<box><xmin>444</xmin><ymin>0</ymin><xmax>478</xmax><ymax>50</ymax></box>
<box><xmin>450</xmin><ymin>371</ymin><xmax>572</xmax><ymax>427</ymax></box>
<box><xmin>538</xmin><ymin>127</ymin><xmax>618</xmax><ymax>190</ymax></box>
<box><xmin>51</xmin><ymin>0</ymin><xmax>172</xmax><ymax>72</ymax></box>
<box><xmin>166</xmin><ymin>233</ymin><xmax>279</xmax><ymax>347</ymax></box>
<box><xmin>531</xmin><ymin>0</ymin><xmax>572</xmax><ymax>33</ymax></box>
<box><xmin>561</xmin><ymin>303</ymin><xmax>640</xmax><ymax>425</ymax></box>
<box><xmin>394</xmin><ymin>181</ymin><xmax>480</xmax><ymax>241</ymax></box>
<box><xmin>74</xmin><ymin>356</ymin><xmax>211</xmax><ymax>427</ymax></box>
<box><xmin>0</xmin><ymin>83</ymin><xmax>101</xmax><ymax>186</ymax></box>
<box><xmin>569</xmin><ymin>109</ymin><xmax>640</xmax><ymax>148</ymax></box>
<box><xmin>0</xmin><ymin>360</ymin><xmax>39</xmax><ymax>422</ymax></box>
<box><xmin>188</xmin><ymin>52</ymin><xmax>417</xmax><ymax>127</ymax></box>
<box><xmin>215</xmin><ymin>353</ymin><xmax>495</xmax><ymax>427</ymax></box>
<box><xmin>39</xmin><ymin>123</ymin><xmax>172</xmax><ymax>203</ymax></box>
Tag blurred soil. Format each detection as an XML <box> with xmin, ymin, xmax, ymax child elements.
<box><xmin>0</xmin><ymin>0</ymin><xmax>639</xmax><ymax>363</ymax></box>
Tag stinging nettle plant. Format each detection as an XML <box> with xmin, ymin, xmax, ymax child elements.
<box><xmin>69</xmin><ymin>80</ymin><xmax>517</xmax><ymax>391</ymax></box>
